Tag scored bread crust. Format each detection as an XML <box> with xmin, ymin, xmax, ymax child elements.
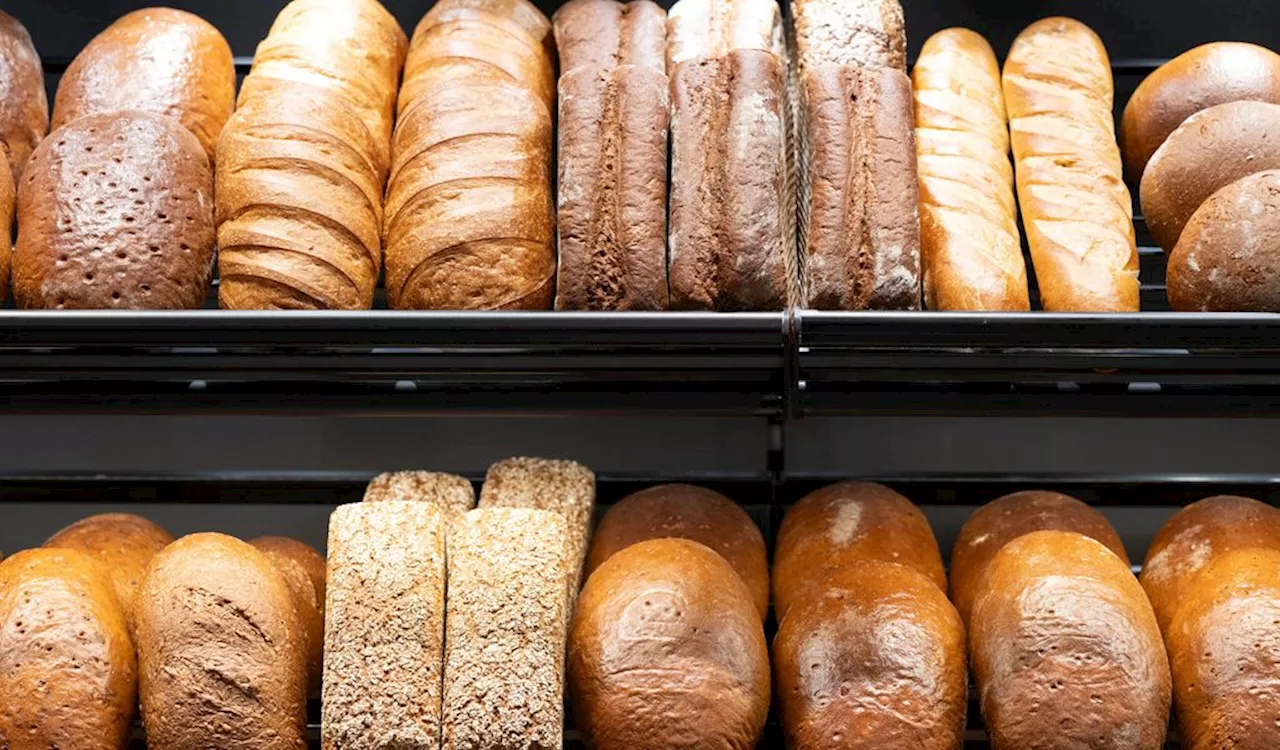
<box><xmin>0</xmin><ymin>10</ymin><xmax>47</xmax><ymax>185</ymax></box>
<box><xmin>1003</xmin><ymin>16</ymin><xmax>1139</xmax><ymax>312</ymax></box>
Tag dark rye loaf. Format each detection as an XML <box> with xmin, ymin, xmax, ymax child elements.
<box><xmin>0</xmin><ymin>10</ymin><xmax>46</xmax><ymax>184</ymax></box>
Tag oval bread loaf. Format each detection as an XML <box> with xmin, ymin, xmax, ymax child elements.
<box><xmin>970</xmin><ymin>530</ymin><xmax>1171</xmax><ymax>750</ymax></box>
<box><xmin>569</xmin><ymin>538</ymin><xmax>770</xmax><ymax>750</ymax></box>
<box><xmin>250</xmin><ymin>536</ymin><xmax>326</xmax><ymax>695</ymax></box>
<box><xmin>136</xmin><ymin>533</ymin><xmax>307</xmax><ymax>750</ymax></box>
<box><xmin>14</xmin><ymin>111</ymin><xmax>215</xmax><ymax>309</ymax></box>
<box><xmin>0</xmin><ymin>548</ymin><xmax>136</xmax><ymax>750</ymax></box>
<box><xmin>0</xmin><ymin>10</ymin><xmax>47</xmax><ymax>184</ymax></box>
<box><xmin>585</xmin><ymin>483</ymin><xmax>769</xmax><ymax>620</ymax></box>
<box><xmin>52</xmin><ymin>8</ymin><xmax>234</xmax><ymax>159</ymax></box>
<box><xmin>0</xmin><ymin>150</ymin><xmax>12</xmax><ymax>301</ymax></box>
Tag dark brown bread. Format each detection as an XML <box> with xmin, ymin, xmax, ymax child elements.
<box><xmin>0</xmin><ymin>548</ymin><xmax>136</xmax><ymax>750</ymax></box>
<box><xmin>568</xmin><ymin>538</ymin><xmax>770</xmax><ymax>750</ymax></box>
<box><xmin>14</xmin><ymin>111</ymin><xmax>215</xmax><ymax>309</ymax></box>
<box><xmin>1141</xmin><ymin>101</ymin><xmax>1280</xmax><ymax>252</ymax></box>
<box><xmin>585</xmin><ymin>483</ymin><xmax>769</xmax><ymax>620</ymax></box>
<box><xmin>1168</xmin><ymin>169</ymin><xmax>1280</xmax><ymax>312</ymax></box>
<box><xmin>45</xmin><ymin>512</ymin><xmax>175</xmax><ymax>633</ymax></box>
<box><xmin>802</xmin><ymin>63</ymin><xmax>920</xmax><ymax>309</ymax></box>
<box><xmin>554</xmin><ymin>0</ymin><xmax>666</xmax><ymax>75</ymax></box>
<box><xmin>950</xmin><ymin>489</ymin><xmax>1129</xmax><ymax>624</ymax></box>
<box><xmin>136</xmin><ymin>533</ymin><xmax>307</xmax><ymax>750</ymax></box>
<box><xmin>1167</xmin><ymin>547</ymin><xmax>1280</xmax><ymax>750</ymax></box>
<box><xmin>669</xmin><ymin>50</ymin><xmax>790</xmax><ymax>310</ymax></box>
<box><xmin>1121</xmin><ymin>42</ymin><xmax>1280</xmax><ymax>183</ymax></box>
<box><xmin>52</xmin><ymin>8</ymin><xmax>234</xmax><ymax>160</ymax></box>
<box><xmin>0</xmin><ymin>10</ymin><xmax>46</xmax><ymax>184</ymax></box>
<box><xmin>774</xmin><ymin>561</ymin><xmax>966</xmax><ymax>750</ymax></box>
<box><xmin>250</xmin><ymin>537</ymin><xmax>326</xmax><ymax>695</ymax></box>
<box><xmin>773</xmin><ymin>481</ymin><xmax>945</xmax><ymax>622</ymax></box>
<box><xmin>970</xmin><ymin>530</ymin><xmax>1171</xmax><ymax>750</ymax></box>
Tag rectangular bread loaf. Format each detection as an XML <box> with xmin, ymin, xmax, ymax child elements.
<box><xmin>553</xmin><ymin>0</ymin><xmax>666</xmax><ymax>75</ymax></box>
<box><xmin>667</xmin><ymin>0</ymin><xmax>784</xmax><ymax>68</ymax></box>
<box><xmin>801</xmin><ymin>63</ymin><xmax>921</xmax><ymax>310</ymax></box>
<box><xmin>791</xmin><ymin>0</ymin><xmax>906</xmax><ymax>74</ymax></box>
<box><xmin>362</xmin><ymin>470</ymin><xmax>476</xmax><ymax>518</ymax></box>
<box><xmin>443</xmin><ymin>508</ymin><xmax>570</xmax><ymax>750</ymax></box>
<box><xmin>322</xmin><ymin>501</ymin><xmax>446</xmax><ymax>750</ymax></box>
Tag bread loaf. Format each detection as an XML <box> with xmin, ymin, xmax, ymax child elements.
<box><xmin>218</xmin><ymin>0</ymin><xmax>406</xmax><ymax>310</ymax></box>
<box><xmin>52</xmin><ymin>8</ymin><xmax>234</xmax><ymax>159</ymax></box>
<box><xmin>251</xmin><ymin>536</ymin><xmax>326</xmax><ymax>696</ymax></box>
<box><xmin>14</xmin><ymin>111</ymin><xmax>215</xmax><ymax>309</ymax></box>
<box><xmin>0</xmin><ymin>10</ymin><xmax>47</xmax><ymax>184</ymax></box>
<box><xmin>1004</xmin><ymin>17</ymin><xmax>1139</xmax><ymax>312</ymax></box>
<box><xmin>1168</xmin><ymin>169</ymin><xmax>1280</xmax><ymax>311</ymax></box>
<box><xmin>554</xmin><ymin>0</ymin><xmax>670</xmax><ymax>310</ymax></box>
<box><xmin>0</xmin><ymin>548</ymin><xmax>136</xmax><ymax>750</ymax></box>
<box><xmin>363</xmin><ymin>470</ymin><xmax>476</xmax><ymax>518</ymax></box>
<box><xmin>950</xmin><ymin>489</ymin><xmax>1128</xmax><ymax>624</ymax></box>
<box><xmin>386</xmin><ymin>0</ymin><xmax>555</xmax><ymax>310</ymax></box>
<box><xmin>443</xmin><ymin>508</ymin><xmax>570</xmax><ymax>750</ymax></box>
<box><xmin>914</xmin><ymin>28</ymin><xmax>1028</xmax><ymax>311</ymax></box>
<box><xmin>0</xmin><ymin>151</ymin><xmax>12</xmax><ymax>301</ymax></box>
<box><xmin>45</xmin><ymin>512</ymin><xmax>174</xmax><ymax>632</ymax></box>
<box><xmin>801</xmin><ymin>63</ymin><xmax>920</xmax><ymax>309</ymax></box>
<box><xmin>1141</xmin><ymin>495</ymin><xmax>1280</xmax><ymax>634</ymax></box>
<box><xmin>323</xmin><ymin>502</ymin><xmax>446</xmax><ymax>750</ymax></box>
<box><xmin>774</xmin><ymin>561</ymin><xmax>966</xmax><ymax>750</ymax></box>
<box><xmin>773</xmin><ymin>481</ymin><xmax>944</xmax><ymax>621</ymax></box>
<box><xmin>970</xmin><ymin>530</ymin><xmax>1171</xmax><ymax>750</ymax></box>
<box><xmin>585</xmin><ymin>483</ymin><xmax>769</xmax><ymax>620</ymax></box>
<box><xmin>136</xmin><ymin>533</ymin><xmax>307</xmax><ymax>750</ymax></box>
<box><xmin>790</xmin><ymin>0</ymin><xmax>904</xmax><ymax>74</ymax></box>
<box><xmin>1122</xmin><ymin>42</ymin><xmax>1280</xmax><ymax>183</ymax></box>
<box><xmin>666</xmin><ymin>0</ymin><xmax>784</xmax><ymax>67</ymax></box>
<box><xmin>568</xmin><ymin>538</ymin><xmax>770</xmax><ymax>750</ymax></box>
<box><xmin>1167</xmin><ymin>547</ymin><xmax>1280</xmax><ymax>750</ymax></box>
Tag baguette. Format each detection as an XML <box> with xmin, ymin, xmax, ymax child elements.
<box><xmin>914</xmin><ymin>28</ymin><xmax>1028</xmax><ymax>311</ymax></box>
<box><xmin>1003</xmin><ymin>17</ymin><xmax>1139</xmax><ymax>311</ymax></box>
<box><xmin>0</xmin><ymin>10</ymin><xmax>47</xmax><ymax>184</ymax></box>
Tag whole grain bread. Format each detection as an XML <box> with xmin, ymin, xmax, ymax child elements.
<box><xmin>554</xmin><ymin>0</ymin><xmax>666</xmax><ymax>74</ymax></box>
<box><xmin>363</xmin><ymin>470</ymin><xmax>476</xmax><ymax>518</ymax></box>
<box><xmin>0</xmin><ymin>10</ymin><xmax>47</xmax><ymax>184</ymax></box>
<box><xmin>791</xmin><ymin>0</ymin><xmax>905</xmax><ymax>74</ymax></box>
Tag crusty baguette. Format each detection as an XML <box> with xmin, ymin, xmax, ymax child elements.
<box><xmin>915</xmin><ymin>28</ymin><xmax>1029</xmax><ymax>311</ymax></box>
<box><xmin>0</xmin><ymin>10</ymin><xmax>47</xmax><ymax>184</ymax></box>
<box><xmin>323</xmin><ymin>502</ymin><xmax>447</xmax><ymax>750</ymax></box>
<box><xmin>363</xmin><ymin>470</ymin><xmax>476</xmax><ymax>518</ymax></box>
<box><xmin>1003</xmin><ymin>17</ymin><xmax>1139</xmax><ymax>311</ymax></box>
<box><xmin>791</xmin><ymin>0</ymin><xmax>905</xmax><ymax>74</ymax></box>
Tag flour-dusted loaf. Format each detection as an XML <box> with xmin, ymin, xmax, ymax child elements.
<box><xmin>0</xmin><ymin>548</ymin><xmax>136</xmax><ymax>750</ymax></box>
<box><xmin>773</xmin><ymin>481</ymin><xmax>945</xmax><ymax>621</ymax></box>
<box><xmin>218</xmin><ymin>0</ymin><xmax>406</xmax><ymax>310</ymax></box>
<box><xmin>554</xmin><ymin>0</ymin><xmax>670</xmax><ymax>310</ymax></box>
<box><xmin>970</xmin><ymin>530</ymin><xmax>1171</xmax><ymax>750</ymax></box>
<box><xmin>774</xmin><ymin>561</ymin><xmax>966</xmax><ymax>750</ymax></box>
<box><xmin>52</xmin><ymin>8</ymin><xmax>234</xmax><ymax>159</ymax></box>
<box><xmin>666</xmin><ymin>0</ymin><xmax>784</xmax><ymax>67</ymax></box>
<box><xmin>45</xmin><ymin>512</ymin><xmax>174</xmax><ymax>633</ymax></box>
<box><xmin>569</xmin><ymin>538</ymin><xmax>770</xmax><ymax>750</ymax></box>
<box><xmin>386</xmin><ymin>0</ymin><xmax>556</xmax><ymax>310</ymax></box>
<box><xmin>0</xmin><ymin>11</ymin><xmax>47</xmax><ymax>184</ymax></box>
<box><xmin>323</xmin><ymin>502</ymin><xmax>446</xmax><ymax>750</ymax></box>
<box><xmin>136</xmin><ymin>533</ymin><xmax>307</xmax><ymax>750</ymax></box>
<box><xmin>1004</xmin><ymin>17</ymin><xmax>1139</xmax><ymax>312</ymax></box>
<box><xmin>585</xmin><ymin>483</ymin><xmax>769</xmax><ymax>620</ymax></box>
<box><xmin>251</xmin><ymin>536</ymin><xmax>327</xmax><ymax>696</ymax></box>
<box><xmin>914</xmin><ymin>28</ymin><xmax>1028</xmax><ymax>311</ymax></box>
<box><xmin>15</xmin><ymin>111</ymin><xmax>215</xmax><ymax>309</ymax></box>
<box><xmin>443</xmin><ymin>508</ymin><xmax>570</xmax><ymax>750</ymax></box>
<box><xmin>790</xmin><ymin>0</ymin><xmax>905</xmax><ymax>74</ymax></box>
<box><xmin>363</xmin><ymin>470</ymin><xmax>476</xmax><ymax>518</ymax></box>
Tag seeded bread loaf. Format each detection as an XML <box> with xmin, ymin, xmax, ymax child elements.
<box><xmin>363</xmin><ymin>470</ymin><xmax>476</xmax><ymax>518</ymax></box>
<box><xmin>0</xmin><ymin>548</ymin><xmax>136</xmax><ymax>750</ymax></box>
<box><xmin>52</xmin><ymin>8</ymin><xmax>234</xmax><ymax>159</ymax></box>
<box><xmin>251</xmin><ymin>536</ymin><xmax>327</xmax><ymax>696</ymax></box>
<box><xmin>0</xmin><ymin>10</ymin><xmax>47</xmax><ymax>184</ymax></box>
<box><xmin>790</xmin><ymin>0</ymin><xmax>905</xmax><ymax>74</ymax></box>
<box><xmin>15</xmin><ymin>111</ymin><xmax>215</xmax><ymax>309</ymax></box>
<box><xmin>323</xmin><ymin>502</ymin><xmax>447</xmax><ymax>750</ymax></box>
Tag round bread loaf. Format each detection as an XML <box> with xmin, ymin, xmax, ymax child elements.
<box><xmin>45</xmin><ymin>512</ymin><xmax>174</xmax><ymax>632</ymax></box>
<box><xmin>1141</xmin><ymin>101</ymin><xmax>1280</xmax><ymax>252</ymax></box>
<box><xmin>774</xmin><ymin>561</ymin><xmax>966</xmax><ymax>750</ymax></box>
<box><xmin>0</xmin><ymin>150</ymin><xmax>12</xmax><ymax>301</ymax></box>
<box><xmin>585</xmin><ymin>484</ymin><xmax>769</xmax><ymax>619</ymax></box>
<box><xmin>1141</xmin><ymin>495</ymin><xmax>1280</xmax><ymax>634</ymax></box>
<box><xmin>1167</xmin><ymin>546</ymin><xmax>1280</xmax><ymax>750</ymax></box>
<box><xmin>250</xmin><ymin>536</ymin><xmax>326</xmax><ymax>694</ymax></box>
<box><xmin>14</xmin><ymin>111</ymin><xmax>215</xmax><ymax>309</ymax></box>
<box><xmin>0</xmin><ymin>10</ymin><xmax>46</xmax><ymax>184</ymax></box>
<box><xmin>1121</xmin><ymin>42</ymin><xmax>1280</xmax><ymax>182</ymax></box>
<box><xmin>773</xmin><ymin>482</ymin><xmax>944</xmax><ymax>621</ymax></box>
<box><xmin>970</xmin><ymin>530</ymin><xmax>1171</xmax><ymax>750</ymax></box>
<box><xmin>0</xmin><ymin>547</ymin><xmax>136</xmax><ymax>749</ymax></box>
<box><xmin>950</xmin><ymin>489</ymin><xmax>1128</xmax><ymax>623</ymax></box>
<box><xmin>568</xmin><ymin>538</ymin><xmax>769</xmax><ymax>750</ymax></box>
<box><xmin>1168</xmin><ymin>169</ymin><xmax>1280</xmax><ymax>311</ymax></box>
<box><xmin>52</xmin><ymin>8</ymin><xmax>234</xmax><ymax>159</ymax></box>
<box><xmin>136</xmin><ymin>533</ymin><xmax>307</xmax><ymax>750</ymax></box>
